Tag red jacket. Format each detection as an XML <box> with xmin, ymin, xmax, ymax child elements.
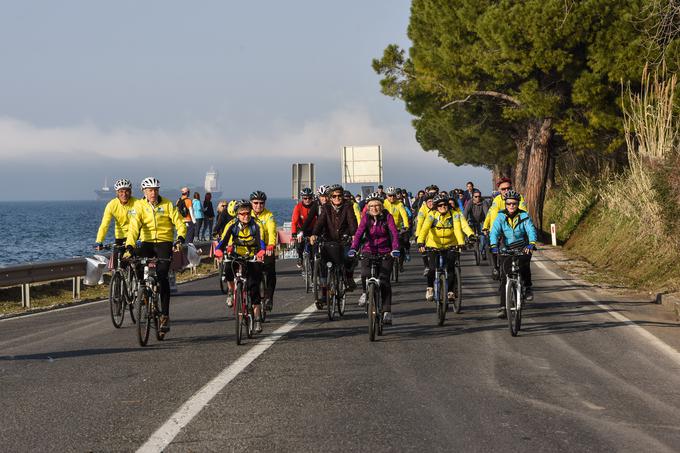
<box><xmin>291</xmin><ymin>202</ymin><xmax>313</xmax><ymax>235</ymax></box>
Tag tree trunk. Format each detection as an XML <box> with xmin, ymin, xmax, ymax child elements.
<box><xmin>491</xmin><ymin>164</ymin><xmax>513</xmax><ymax>189</ymax></box>
<box><xmin>523</xmin><ymin>118</ymin><xmax>553</xmax><ymax>231</ymax></box>
<box><xmin>546</xmin><ymin>148</ymin><xmax>556</xmax><ymax>191</ymax></box>
<box><xmin>513</xmin><ymin>132</ymin><xmax>531</xmax><ymax>195</ymax></box>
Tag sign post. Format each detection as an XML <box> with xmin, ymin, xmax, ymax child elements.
<box><xmin>550</xmin><ymin>223</ymin><xmax>557</xmax><ymax>246</ymax></box>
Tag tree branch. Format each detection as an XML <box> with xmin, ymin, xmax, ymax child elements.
<box><xmin>441</xmin><ymin>91</ymin><xmax>522</xmax><ymax>109</ymax></box>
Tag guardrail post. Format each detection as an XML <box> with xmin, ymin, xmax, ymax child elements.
<box><xmin>21</xmin><ymin>284</ymin><xmax>31</xmax><ymax>308</ymax></box>
<box><xmin>73</xmin><ymin>277</ymin><xmax>81</xmax><ymax>300</ymax></box>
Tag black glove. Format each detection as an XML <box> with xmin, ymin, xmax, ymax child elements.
<box><xmin>125</xmin><ymin>245</ymin><xmax>135</xmax><ymax>256</ymax></box>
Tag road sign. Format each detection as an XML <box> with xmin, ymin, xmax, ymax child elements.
<box><xmin>292</xmin><ymin>163</ymin><xmax>315</xmax><ymax>200</ymax></box>
<box><xmin>341</xmin><ymin>145</ymin><xmax>383</xmax><ymax>184</ymax></box>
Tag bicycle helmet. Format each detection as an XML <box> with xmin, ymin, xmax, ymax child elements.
<box><xmin>317</xmin><ymin>185</ymin><xmax>328</xmax><ymax>196</ymax></box>
<box><xmin>249</xmin><ymin>190</ymin><xmax>267</xmax><ymax>201</ymax></box>
<box><xmin>326</xmin><ymin>184</ymin><xmax>343</xmax><ymax>195</ymax></box>
<box><xmin>227</xmin><ymin>199</ymin><xmax>238</xmax><ymax>217</ymax></box>
<box><xmin>300</xmin><ymin>187</ymin><xmax>313</xmax><ymax>198</ymax></box>
<box><xmin>343</xmin><ymin>190</ymin><xmax>353</xmax><ymax>199</ymax></box>
<box><xmin>385</xmin><ymin>186</ymin><xmax>398</xmax><ymax>196</ymax></box>
<box><xmin>432</xmin><ymin>194</ymin><xmax>449</xmax><ymax>206</ymax></box>
<box><xmin>140</xmin><ymin>177</ymin><xmax>160</xmax><ymax>189</ymax></box>
<box><xmin>365</xmin><ymin>191</ymin><xmax>384</xmax><ymax>202</ymax></box>
<box><xmin>504</xmin><ymin>190</ymin><xmax>521</xmax><ymax>202</ymax></box>
<box><xmin>234</xmin><ymin>199</ymin><xmax>252</xmax><ymax>212</ymax></box>
<box><xmin>114</xmin><ymin>178</ymin><xmax>132</xmax><ymax>190</ymax></box>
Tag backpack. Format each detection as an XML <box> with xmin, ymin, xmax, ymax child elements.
<box><xmin>176</xmin><ymin>198</ymin><xmax>190</xmax><ymax>217</ymax></box>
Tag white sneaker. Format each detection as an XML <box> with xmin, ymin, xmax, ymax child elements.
<box><xmin>358</xmin><ymin>293</ymin><xmax>367</xmax><ymax>306</ymax></box>
<box><xmin>447</xmin><ymin>291</ymin><xmax>456</xmax><ymax>301</ymax></box>
<box><xmin>425</xmin><ymin>287</ymin><xmax>434</xmax><ymax>301</ymax></box>
<box><xmin>226</xmin><ymin>292</ymin><xmax>233</xmax><ymax>307</ymax></box>
<box><xmin>383</xmin><ymin>312</ymin><xmax>392</xmax><ymax>325</ymax></box>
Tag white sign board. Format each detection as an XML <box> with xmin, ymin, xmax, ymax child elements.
<box><xmin>342</xmin><ymin>145</ymin><xmax>383</xmax><ymax>184</ymax></box>
<box><xmin>292</xmin><ymin>163</ymin><xmax>315</xmax><ymax>199</ymax></box>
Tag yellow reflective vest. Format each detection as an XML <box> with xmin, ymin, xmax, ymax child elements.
<box><xmin>383</xmin><ymin>199</ymin><xmax>410</xmax><ymax>230</ymax></box>
<box><xmin>126</xmin><ymin>196</ymin><xmax>187</xmax><ymax>246</ymax></box>
<box><xmin>96</xmin><ymin>196</ymin><xmax>141</xmax><ymax>243</ymax></box>
<box><xmin>483</xmin><ymin>194</ymin><xmax>527</xmax><ymax>231</ymax></box>
<box><xmin>417</xmin><ymin>208</ymin><xmax>473</xmax><ymax>248</ymax></box>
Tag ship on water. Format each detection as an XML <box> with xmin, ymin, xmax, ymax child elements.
<box><xmin>181</xmin><ymin>167</ymin><xmax>223</xmax><ymax>200</ymax></box>
<box><xmin>94</xmin><ymin>178</ymin><xmax>112</xmax><ymax>201</ymax></box>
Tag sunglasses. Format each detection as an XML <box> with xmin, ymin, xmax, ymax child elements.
<box><xmin>237</xmin><ymin>211</ymin><xmax>251</xmax><ymax>216</ymax></box>
<box><xmin>330</xmin><ymin>194</ymin><xmax>343</xmax><ymax>199</ymax></box>
<box><xmin>251</xmin><ymin>201</ymin><xmax>264</xmax><ymax>205</ymax></box>
<box><xmin>473</xmin><ymin>195</ymin><xmax>481</xmax><ymax>198</ymax></box>
<box><xmin>302</xmin><ymin>196</ymin><xmax>312</xmax><ymax>200</ymax></box>
<box><xmin>506</xmin><ymin>201</ymin><xmax>518</xmax><ymax>206</ymax></box>
<box><xmin>499</xmin><ymin>187</ymin><xmax>510</xmax><ymax>191</ymax></box>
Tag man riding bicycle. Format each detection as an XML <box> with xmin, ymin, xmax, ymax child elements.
<box><xmin>250</xmin><ymin>190</ymin><xmax>277</xmax><ymax>312</ymax></box>
<box><xmin>489</xmin><ymin>190</ymin><xmax>537</xmax><ymax>318</ymax></box>
<box><xmin>463</xmin><ymin>189</ymin><xmax>490</xmax><ymax>260</ymax></box>
<box><xmin>95</xmin><ymin>178</ymin><xmax>140</xmax><ymax>259</ymax></box>
<box><xmin>291</xmin><ymin>187</ymin><xmax>316</xmax><ymax>268</ymax></box>
<box><xmin>310</xmin><ymin>184</ymin><xmax>358</xmax><ymax>308</ymax></box>
<box><xmin>125</xmin><ymin>177</ymin><xmax>186</xmax><ymax>337</ymax></box>
<box><xmin>218</xmin><ymin>199</ymin><xmax>267</xmax><ymax>333</ymax></box>
<box><xmin>417</xmin><ymin>194</ymin><xmax>475</xmax><ymax>302</ymax></box>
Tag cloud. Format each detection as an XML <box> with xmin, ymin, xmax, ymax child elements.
<box><xmin>0</xmin><ymin>109</ymin><xmax>421</xmax><ymax>162</ymax></box>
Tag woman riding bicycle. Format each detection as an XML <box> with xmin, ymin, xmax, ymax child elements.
<box><xmin>217</xmin><ymin>199</ymin><xmax>267</xmax><ymax>332</ymax></box>
<box><xmin>417</xmin><ymin>193</ymin><xmax>475</xmax><ymax>302</ymax></box>
<box><xmin>489</xmin><ymin>190</ymin><xmax>537</xmax><ymax>318</ymax></box>
<box><xmin>348</xmin><ymin>192</ymin><xmax>400</xmax><ymax>325</ymax></box>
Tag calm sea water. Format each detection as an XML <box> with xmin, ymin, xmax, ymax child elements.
<box><xmin>0</xmin><ymin>199</ymin><xmax>297</xmax><ymax>267</ymax></box>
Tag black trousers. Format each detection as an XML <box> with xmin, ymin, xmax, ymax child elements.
<box><xmin>426</xmin><ymin>249</ymin><xmax>459</xmax><ymax>292</ymax></box>
<box><xmin>137</xmin><ymin>242</ymin><xmax>173</xmax><ymax>316</ymax></box>
<box><xmin>360</xmin><ymin>255</ymin><xmax>394</xmax><ymax>311</ymax></box>
<box><xmin>262</xmin><ymin>255</ymin><xmax>277</xmax><ymax>301</ymax></box>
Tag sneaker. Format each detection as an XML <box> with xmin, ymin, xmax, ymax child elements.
<box><xmin>425</xmin><ymin>287</ymin><xmax>434</xmax><ymax>301</ymax></box>
<box><xmin>422</xmin><ymin>268</ymin><xmax>429</xmax><ymax>277</ymax></box>
<box><xmin>525</xmin><ymin>288</ymin><xmax>534</xmax><ymax>301</ymax></box>
<box><xmin>492</xmin><ymin>268</ymin><xmax>500</xmax><ymax>280</ymax></box>
<box><xmin>447</xmin><ymin>291</ymin><xmax>456</xmax><ymax>301</ymax></box>
<box><xmin>346</xmin><ymin>279</ymin><xmax>358</xmax><ymax>292</ymax></box>
<box><xmin>255</xmin><ymin>321</ymin><xmax>262</xmax><ymax>333</ymax></box>
<box><xmin>497</xmin><ymin>308</ymin><xmax>507</xmax><ymax>319</ymax></box>
<box><xmin>383</xmin><ymin>312</ymin><xmax>393</xmax><ymax>325</ymax></box>
<box><xmin>226</xmin><ymin>292</ymin><xmax>233</xmax><ymax>307</ymax></box>
<box><xmin>296</xmin><ymin>258</ymin><xmax>303</xmax><ymax>269</ymax></box>
<box><xmin>159</xmin><ymin>315</ymin><xmax>170</xmax><ymax>332</ymax></box>
<box><xmin>358</xmin><ymin>293</ymin><xmax>367</xmax><ymax>306</ymax></box>
<box><xmin>266</xmin><ymin>297</ymin><xmax>273</xmax><ymax>311</ymax></box>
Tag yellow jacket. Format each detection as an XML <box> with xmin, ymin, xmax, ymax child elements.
<box><xmin>252</xmin><ymin>208</ymin><xmax>277</xmax><ymax>247</ymax></box>
<box><xmin>415</xmin><ymin>202</ymin><xmax>432</xmax><ymax>239</ymax></box>
<box><xmin>220</xmin><ymin>218</ymin><xmax>265</xmax><ymax>257</ymax></box>
<box><xmin>96</xmin><ymin>197</ymin><xmax>141</xmax><ymax>243</ymax></box>
<box><xmin>417</xmin><ymin>208</ymin><xmax>473</xmax><ymax>248</ymax></box>
<box><xmin>352</xmin><ymin>202</ymin><xmax>361</xmax><ymax>225</ymax></box>
<box><xmin>126</xmin><ymin>196</ymin><xmax>187</xmax><ymax>246</ymax></box>
<box><xmin>383</xmin><ymin>199</ymin><xmax>410</xmax><ymax>230</ymax></box>
<box><xmin>483</xmin><ymin>194</ymin><xmax>527</xmax><ymax>230</ymax></box>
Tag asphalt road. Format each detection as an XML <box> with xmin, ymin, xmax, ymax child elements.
<box><xmin>2</xmin><ymin>250</ymin><xmax>680</xmax><ymax>452</ymax></box>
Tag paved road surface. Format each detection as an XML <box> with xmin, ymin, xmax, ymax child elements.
<box><xmin>2</xmin><ymin>251</ymin><xmax>680</xmax><ymax>452</ymax></box>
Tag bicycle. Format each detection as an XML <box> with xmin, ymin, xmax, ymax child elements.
<box><xmin>499</xmin><ymin>248</ymin><xmax>527</xmax><ymax>337</ymax></box>
<box><xmin>225</xmin><ymin>254</ymin><xmax>259</xmax><ymax>345</ymax></box>
<box><xmin>362</xmin><ymin>253</ymin><xmax>386</xmax><ymax>341</ymax></box>
<box><xmin>426</xmin><ymin>246</ymin><xmax>463</xmax><ymax>325</ymax></box>
<box><xmin>218</xmin><ymin>259</ymin><xmax>229</xmax><ymax>294</ymax></box>
<box><xmin>259</xmin><ymin>269</ymin><xmax>269</xmax><ymax>323</ymax></box>
<box><xmin>300</xmin><ymin>237</ymin><xmax>315</xmax><ymax>294</ymax></box>
<box><xmin>133</xmin><ymin>257</ymin><xmax>170</xmax><ymax>346</ymax></box>
<box><xmin>322</xmin><ymin>242</ymin><xmax>347</xmax><ymax>321</ymax></box>
<box><xmin>105</xmin><ymin>244</ymin><xmax>137</xmax><ymax>328</ymax></box>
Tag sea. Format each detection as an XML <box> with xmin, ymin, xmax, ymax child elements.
<box><xmin>0</xmin><ymin>199</ymin><xmax>297</xmax><ymax>267</ymax></box>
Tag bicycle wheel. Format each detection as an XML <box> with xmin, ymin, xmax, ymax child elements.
<box><xmin>259</xmin><ymin>278</ymin><xmax>267</xmax><ymax>323</ymax></box>
<box><xmin>234</xmin><ymin>282</ymin><xmax>244</xmax><ymax>345</ymax></box>
<box><xmin>109</xmin><ymin>271</ymin><xmax>125</xmax><ymax>328</ymax></box>
<box><xmin>313</xmin><ymin>259</ymin><xmax>320</xmax><ymax>302</ymax></box>
<box><xmin>127</xmin><ymin>270</ymin><xmax>137</xmax><ymax>324</ymax></box>
<box><xmin>246</xmin><ymin>303</ymin><xmax>255</xmax><ymax>339</ymax></box>
<box><xmin>337</xmin><ymin>269</ymin><xmax>346</xmax><ymax>317</ymax></box>
<box><xmin>219</xmin><ymin>262</ymin><xmax>228</xmax><ymax>294</ymax></box>
<box><xmin>368</xmin><ymin>283</ymin><xmax>377</xmax><ymax>341</ymax></box>
<box><xmin>377</xmin><ymin>291</ymin><xmax>384</xmax><ymax>336</ymax></box>
<box><xmin>437</xmin><ymin>273</ymin><xmax>447</xmax><ymax>326</ymax></box>
<box><xmin>506</xmin><ymin>280</ymin><xmax>520</xmax><ymax>336</ymax></box>
<box><xmin>327</xmin><ymin>268</ymin><xmax>336</xmax><ymax>321</ymax></box>
<box><xmin>136</xmin><ymin>289</ymin><xmax>151</xmax><ymax>346</ymax></box>
<box><xmin>153</xmin><ymin>293</ymin><xmax>164</xmax><ymax>341</ymax></box>
<box><xmin>393</xmin><ymin>257</ymin><xmax>399</xmax><ymax>283</ymax></box>
<box><xmin>474</xmin><ymin>242</ymin><xmax>481</xmax><ymax>266</ymax></box>
<box><xmin>452</xmin><ymin>263</ymin><xmax>463</xmax><ymax>314</ymax></box>
<box><xmin>304</xmin><ymin>254</ymin><xmax>311</xmax><ymax>293</ymax></box>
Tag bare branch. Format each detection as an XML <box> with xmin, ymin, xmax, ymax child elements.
<box><xmin>441</xmin><ymin>91</ymin><xmax>522</xmax><ymax>110</ymax></box>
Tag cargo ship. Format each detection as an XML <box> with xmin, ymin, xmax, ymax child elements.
<box><xmin>94</xmin><ymin>178</ymin><xmax>112</xmax><ymax>201</ymax></box>
<box><xmin>180</xmin><ymin>167</ymin><xmax>223</xmax><ymax>200</ymax></box>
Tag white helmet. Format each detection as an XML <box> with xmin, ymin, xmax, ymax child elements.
<box><xmin>140</xmin><ymin>177</ymin><xmax>160</xmax><ymax>189</ymax></box>
<box><xmin>317</xmin><ymin>185</ymin><xmax>328</xmax><ymax>196</ymax></box>
<box><xmin>113</xmin><ymin>178</ymin><xmax>132</xmax><ymax>190</ymax></box>
<box><xmin>385</xmin><ymin>186</ymin><xmax>398</xmax><ymax>196</ymax></box>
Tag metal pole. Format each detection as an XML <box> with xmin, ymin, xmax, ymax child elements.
<box><xmin>73</xmin><ymin>276</ymin><xmax>81</xmax><ymax>300</ymax></box>
<box><xmin>22</xmin><ymin>284</ymin><xmax>31</xmax><ymax>308</ymax></box>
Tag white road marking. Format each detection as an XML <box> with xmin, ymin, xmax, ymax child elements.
<box><xmin>136</xmin><ymin>302</ymin><xmax>318</xmax><ymax>453</ymax></box>
<box><xmin>533</xmin><ymin>258</ymin><xmax>680</xmax><ymax>366</ymax></box>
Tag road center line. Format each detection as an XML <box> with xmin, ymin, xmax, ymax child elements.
<box><xmin>533</xmin><ymin>258</ymin><xmax>680</xmax><ymax>366</ymax></box>
<box><xmin>136</xmin><ymin>302</ymin><xmax>318</xmax><ymax>453</ymax></box>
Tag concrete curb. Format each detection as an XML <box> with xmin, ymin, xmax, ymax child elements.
<box><xmin>656</xmin><ymin>292</ymin><xmax>680</xmax><ymax>321</ymax></box>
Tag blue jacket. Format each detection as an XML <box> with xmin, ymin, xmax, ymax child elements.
<box><xmin>489</xmin><ymin>210</ymin><xmax>537</xmax><ymax>248</ymax></box>
<box><xmin>192</xmin><ymin>199</ymin><xmax>204</xmax><ymax>219</ymax></box>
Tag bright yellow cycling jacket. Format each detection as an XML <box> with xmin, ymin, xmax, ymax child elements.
<box><xmin>252</xmin><ymin>208</ymin><xmax>277</xmax><ymax>247</ymax></box>
<box><xmin>383</xmin><ymin>199</ymin><xmax>410</xmax><ymax>230</ymax></box>
<box><xmin>415</xmin><ymin>202</ymin><xmax>432</xmax><ymax>239</ymax></box>
<box><xmin>352</xmin><ymin>202</ymin><xmax>361</xmax><ymax>225</ymax></box>
<box><xmin>96</xmin><ymin>197</ymin><xmax>141</xmax><ymax>243</ymax></box>
<box><xmin>483</xmin><ymin>194</ymin><xmax>527</xmax><ymax>230</ymax></box>
<box><xmin>126</xmin><ymin>196</ymin><xmax>187</xmax><ymax>246</ymax></box>
<box><xmin>417</xmin><ymin>208</ymin><xmax>473</xmax><ymax>248</ymax></box>
<box><xmin>220</xmin><ymin>218</ymin><xmax>265</xmax><ymax>257</ymax></box>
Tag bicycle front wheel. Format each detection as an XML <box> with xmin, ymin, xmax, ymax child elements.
<box><xmin>506</xmin><ymin>280</ymin><xmax>521</xmax><ymax>336</ymax></box>
<box><xmin>337</xmin><ymin>269</ymin><xmax>346</xmax><ymax>317</ymax></box>
<box><xmin>313</xmin><ymin>259</ymin><xmax>320</xmax><ymax>302</ymax></box>
<box><xmin>304</xmin><ymin>255</ymin><xmax>311</xmax><ymax>293</ymax></box>
<box><xmin>154</xmin><ymin>293</ymin><xmax>163</xmax><ymax>341</ymax></box>
<box><xmin>219</xmin><ymin>262</ymin><xmax>229</xmax><ymax>294</ymax></box>
<box><xmin>127</xmin><ymin>270</ymin><xmax>137</xmax><ymax>324</ymax></box>
<box><xmin>453</xmin><ymin>264</ymin><xmax>462</xmax><ymax>314</ymax></box>
<box><xmin>437</xmin><ymin>273</ymin><xmax>447</xmax><ymax>326</ymax></box>
<box><xmin>327</xmin><ymin>269</ymin><xmax>336</xmax><ymax>321</ymax></box>
<box><xmin>368</xmin><ymin>283</ymin><xmax>377</xmax><ymax>341</ymax></box>
<box><xmin>136</xmin><ymin>289</ymin><xmax>151</xmax><ymax>346</ymax></box>
<box><xmin>393</xmin><ymin>257</ymin><xmax>399</xmax><ymax>283</ymax></box>
<box><xmin>109</xmin><ymin>271</ymin><xmax>125</xmax><ymax>328</ymax></box>
<box><xmin>234</xmin><ymin>282</ymin><xmax>244</xmax><ymax>345</ymax></box>
<box><xmin>259</xmin><ymin>279</ymin><xmax>267</xmax><ymax>323</ymax></box>
<box><xmin>474</xmin><ymin>243</ymin><xmax>481</xmax><ymax>266</ymax></box>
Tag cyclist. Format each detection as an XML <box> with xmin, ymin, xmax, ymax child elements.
<box><xmin>383</xmin><ymin>186</ymin><xmax>410</xmax><ymax>270</ymax></box>
<box><xmin>301</xmin><ymin>185</ymin><xmax>329</xmax><ymax>233</ymax></box>
<box><xmin>463</xmin><ymin>189</ymin><xmax>490</xmax><ymax>260</ymax></box>
<box><xmin>489</xmin><ymin>190</ymin><xmax>537</xmax><ymax>318</ymax></box>
<box><xmin>250</xmin><ymin>191</ymin><xmax>277</xmax><ymax>312</ymax></box>
<box><xmin>95</xmin><ymin>179</ymin><xmax>140</xmax><ymax>260</ymax></box>
<box><xmin>415</xmin><ymin>192</ymin><xmax>435</xmax><ymax>276</ymax></box>
<box><xmin>218</xmin><ymin>200</ymin><xmax>267</xmax><ymax>332</ymax></box>
<box><xmin>483</xmin><ymin>177</ymin><xmax>527</xmax><ymax>279</ymax></box>
<box><xmin>348</xmin><ymin>192</ymin><xmax>400</xmax><ymax>324</ymax></box>
<box><xmin>417</xmin><ymin>194</ymin><xmax>474</xmax><ymax>302</ymax></box>
<box><xmin>125</xmin><ymin>177</ymin><xmax>186</xmax><ymax>337</ymax></box>
<box><xmin>291</xmin><ymin>188</ymin><xmax>315</xmax><ymax>268</ymax></box>
<box><xmin>310</xmin><ymin>184</ymin><xmax>358</xmax><ymax>308</ymax></box>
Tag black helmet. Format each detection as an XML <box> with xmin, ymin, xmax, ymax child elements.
<box><xmin>343</xmin><ymin>190</ymin><xmax>353</xmax><ymax>199</ymax></box>
<box><xmin>300</xmin><ymin>187</ymin><xmax>313</xmax><ymax>197</ymax></box>
<box><xmin>432</xmin><ymin>194</ymin><xmax>449</xmax><ymax>206</ymax></box>
<box><xmin>504</xmin><ymin>190</ymin><xmax>521</xmax><ymax>202</ymax></box>
<box><xmin>234</xmin><ymin>199</ymin><xmax>252</xmax><ymax>211</ymax></box>
<box><xmin>249</xmin><ymin>190</ymin><xmax>267</xmax><ymax>201</ymax></box>
<box><xmin>326</xmin><ymin>184</ymin><xmax>343</xmax><ymax>195</ymax></box>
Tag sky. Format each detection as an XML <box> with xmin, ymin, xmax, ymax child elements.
<box><xmin>0</xmin><ymin>0</ymin><xmax>492</xmax><ymax>200</ymax></box>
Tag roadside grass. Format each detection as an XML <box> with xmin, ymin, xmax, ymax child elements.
<box><xmin>0</xmin><ymin>262</ymin><xmax>219</xmax><ymax>316</ymax></box>
<box><xmin>542</xmin><ymin>175</ymin><xmax>599</xmax><ymax>243</ymax></box>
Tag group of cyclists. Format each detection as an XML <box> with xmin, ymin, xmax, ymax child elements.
<box><xmin>95</xmin><ymin>174</ymin><xmax>538</xmax><ymax>341</ymax></box>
